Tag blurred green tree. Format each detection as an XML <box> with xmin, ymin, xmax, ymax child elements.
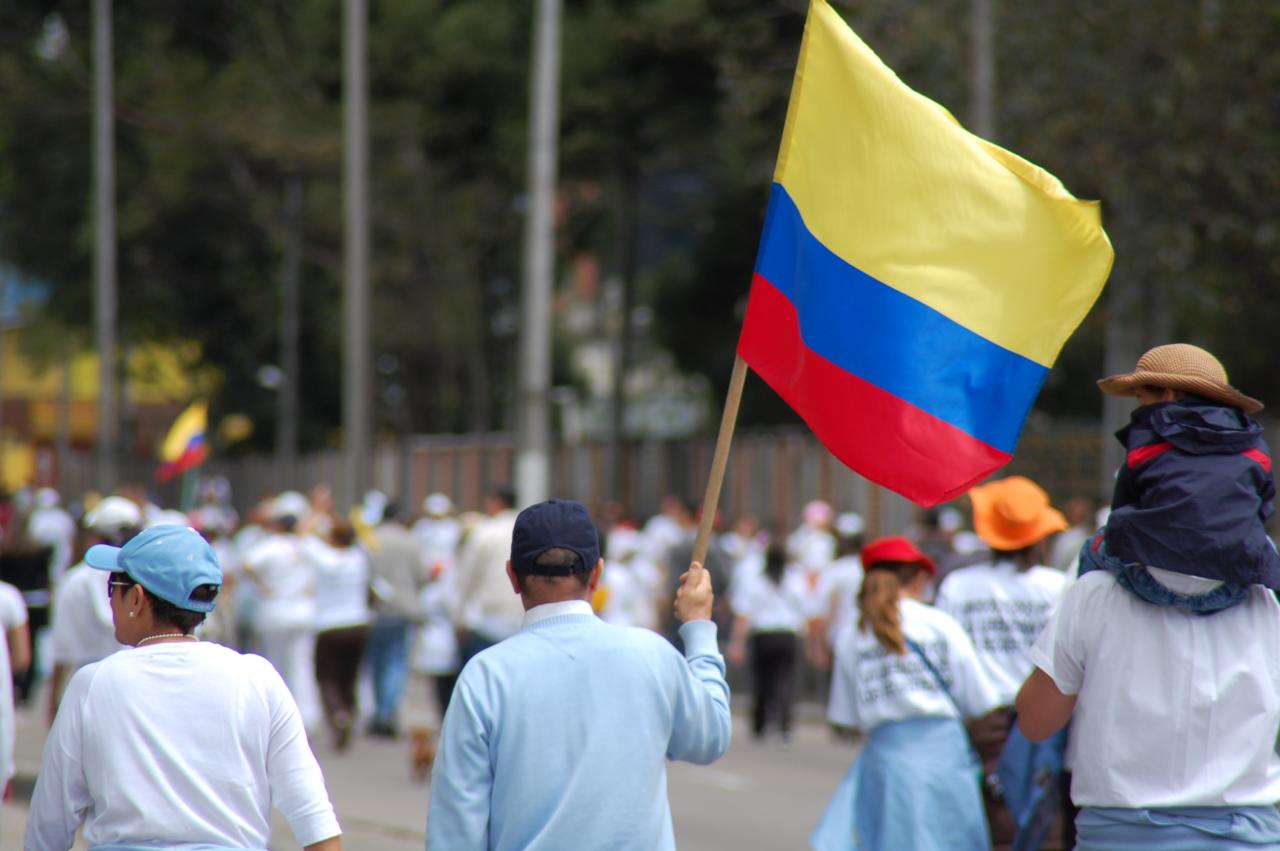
<box><xmin>0</xmin><ymin>0</ymin><xmax>533</xmax><ymax>449</ymax></box>
<box><xmin>0</xmin><ymin>0</ymin><xmax>1276</xmax><ymax>458</ymax></box>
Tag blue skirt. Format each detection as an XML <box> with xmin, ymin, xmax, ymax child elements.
<box><xmin>1076</xmin><ymin>805</ymin><xmax>1280</xmax><ymax>849</ymax></box>
<box><xmin>90</xmin><ymin>845</ymin><xmax>267</xmax><ymax>850</ymax></box>
<box><xmin>811</xmin><ymin>716</ymin><xmax>990</xmax><ymax>851</ymax></box>
<box><xmin>90</xmin><ymin>839</ymin><xmax>267</xmax><ymax>844</ymax></box>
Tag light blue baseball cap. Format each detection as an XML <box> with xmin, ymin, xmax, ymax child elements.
<box><xmin>86</xmin><ymin>524</ymin><xmax>222</xmax><ymax>613</ymax></box>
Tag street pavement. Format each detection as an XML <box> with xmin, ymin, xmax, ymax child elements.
<box><xmin>4</xmin><ymin>676</ymin><xmax>854</xmax><ymax>849</ymax></box>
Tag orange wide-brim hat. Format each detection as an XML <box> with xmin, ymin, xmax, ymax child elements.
<box><xmin>968</xmin><ymin>476</ymin><xmax>1067</xmax><ymax>552</ymax></box>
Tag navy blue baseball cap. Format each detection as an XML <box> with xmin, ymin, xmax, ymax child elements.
<box><xmin>86</xmin><ymin>524</ymin><xmax>222</xmax><ymax>612</ymax></box>
<box><xmin>511</xmin><ymin>500</ymin><xmax>601</xmax><ymax>576</ymax></box>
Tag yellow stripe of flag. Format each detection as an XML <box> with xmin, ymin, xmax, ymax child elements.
<box><xmin>775</xmin><ymin>0</ymin><xmax>1113</xmax><ymax>367</ymax></box>
<box><xmin>160</xmin><ymin>401</ymin><xmax>207</xmax><ymax>463</ymax></box>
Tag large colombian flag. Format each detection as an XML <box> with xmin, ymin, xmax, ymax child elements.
<box><xmin>156</xmin><ymin>401</ymin><xmax>208</xmax><ymax>483</ymax></box>
<box><xmin>737</xmin><ymin>0</ymin><xmax>1114</xmax><ymax>506</ymax></box>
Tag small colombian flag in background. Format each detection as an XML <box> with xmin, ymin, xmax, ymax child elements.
<box><xmin>157</xmin><ymin>401</ymin><xmax>208</xmax><ymax>483</ymax></box>
<box><xmin>737</xmin><ymin>0</ymin><xmax>1114</xmax><ymax>506</ymax></box>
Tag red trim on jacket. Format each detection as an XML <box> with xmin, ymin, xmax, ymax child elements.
<box><xmin>1242</xmin><ymin>448</ymin><xmax>1273</xmax><ymax>473</ymax></box>
<box><xmin>1126</xmin><ymin>441</ymin><xmax>1173</xmax><ymax>468</ymax></box>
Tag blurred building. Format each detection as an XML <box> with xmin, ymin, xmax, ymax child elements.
<box><xmin>554</xmin><ymin>179</ymin><xmax>712</xmax><ymax>445</ymax></box>
<box><xmin>0</xmin><ymin>330</ymin><xmax>216</xmax><ymax>490</ymax></box>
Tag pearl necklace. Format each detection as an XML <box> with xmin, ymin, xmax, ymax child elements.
<box><xmin>136</xmin><ymin>633</ymin><xmax>197</xmax><ymax>646</ymax></box>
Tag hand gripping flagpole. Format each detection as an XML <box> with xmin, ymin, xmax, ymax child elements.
<box><xmin>691</xmin><ymin>354</ymin><xmax>749</xmax><ymax>568</ymax></box>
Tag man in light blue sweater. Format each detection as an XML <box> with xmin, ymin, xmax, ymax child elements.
<box><xmin>427</xmin><ymin>499</ymin><xmax>732</xmax><ymax>850</ymax></box>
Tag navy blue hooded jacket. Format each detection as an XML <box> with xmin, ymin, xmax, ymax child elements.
<box><xmin>1104</xmin><ymin>396</ymin><xmax>1280</xmax><ymax>588</ymax></box>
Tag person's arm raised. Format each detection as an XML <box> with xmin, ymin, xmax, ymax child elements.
<box><xmin>673</xmin><ymin>561</ymin><xmax>714</xmax><ymax>623</ymax></box>
<box><xmin>668</xmin><ymin>562</ymin><xmax>731</xmax><ymax>764</ymax></box>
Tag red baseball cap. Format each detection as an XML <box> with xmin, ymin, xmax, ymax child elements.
<box><xmin>861</xmin><ymin>535</ymin><xmax>936</xmax><ymax>576</ymax></box>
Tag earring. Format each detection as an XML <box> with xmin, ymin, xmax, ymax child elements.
<box><xmin>129</xmin><ymin>612</ymin><xmax>135</xmax><ymax>618</ymax></box>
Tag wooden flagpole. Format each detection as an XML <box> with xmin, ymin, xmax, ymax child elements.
<box><xmin>691</xmin><ymin>354</ymin><xmax>749</xmax><ymax>567</ymax></box>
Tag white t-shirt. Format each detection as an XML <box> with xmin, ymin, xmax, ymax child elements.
<box><xmin>642</xmin><ymin>514</ymin><xmax>684</xmax><ymax>568</ymax></box>
<box><xmin>0</xmin><ymin>579</ymin><xmax>27</xmax><ymax>630</ymax></box>
<box><xmin>25</xmin><ymin>641</ymin><xmax>341</xmax><ymax>850</ymax></box>
<box><xmin>413</xmin><ymin>516</ymin><xmax>462</xmax><ymax>572</ymax></box>
<box><xmin>600</xmin><ymin>558</ymin><xmax>660</xmax><ymax>631</ymax></box>
<box><xmin>0</xmin><ymin>596</ymin><xmax>13</xmax><ymax>784</ymax></box>
<box><xmin>810</xmin><ymin>555</ymin><xmax>864</xmax><ymax>644</ymax></box>
<box><xmin>244</xmin><ymin>533</ymin><xmax>315</xmax><ymax>629</ymax></box>
<box><xmin>212</xmin><ymin>537</ymin><xmax>243</xmax><ymax>579</ymax></box>
<box><xmin>720</xmin><ymin>530</ymin><xmax>765</xmax><ymax>567</ymax></box>
<box><xmin>732</xmin><ymin>549</ymin><xmax>764</xmax><ymax>591</ymax></box>
<box><xmin>828</xmin><ymin>598</ymin><xmax>999</xmax><ymax>732</ymax></box>
<box><xmin>1031</xmin><ymin>569</ymin><xmax>1280</xmax><ymax>808</ymax></box>
<box><xmin>935</xmin><ymin>560</ymin><xmax>1066</xmax><ymax>705</ymax></box>
<box><xmin>233</xmin><ymin>522</ymin><xmax>268</xmax><ymax>554</ymax></box>
<box><xmin>453</xmin><ymin>512</ymin><xmax>522</xmax><ymax>639</ymax></box>
<box><xmin>787</xmin><ymin>526</ymin><xmax>836</xmax><ymax>576</ymax></box>
<box><xmin>50</xmin><ymin>564</ymin><xmax>123</xmax><ymax>666</ymax></box>
<box><xmin>29</xmin><ymin>505</ymin><xmax>76</xmax><ymax>584</ymax></box>
<box><xmin>0</xmin><ymin>579</ymin><xmax>28</xmax><ymax>781</ymax></box>
<box><xmin>302</xmin><ymin>538</ymin><xmax>371</xmax><ymax>631</ymax></box>
<box><xmin>731</xmin><ymin>567</ymin><xmax>810</xmax><ymax>633</ymax></box>
<box><xmin>415</xmin><ymin>576</ymin><xmax>460</xmax><ymax>676</ymax></box>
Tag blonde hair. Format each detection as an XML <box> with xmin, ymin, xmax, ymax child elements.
<box><xmin>857</xmin><ymin>563</ymin><xmax>921</xmax><ymax>655</ymax></box>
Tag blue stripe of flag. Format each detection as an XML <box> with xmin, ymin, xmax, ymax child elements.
<box><xmin>752</xmin><ymin>183</ymin><xmax>1047</xmax><ymax>454</ymax></box>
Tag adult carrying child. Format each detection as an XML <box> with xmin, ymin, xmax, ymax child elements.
<box><xmin>1018</xmin><ymin>344</ymin><xmax>1280</xmax><ymax>849</ymax></box>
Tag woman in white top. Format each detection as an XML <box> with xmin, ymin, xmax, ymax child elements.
<box><xmin>304</xmin><ymin>518</ymin><xmax>371</xmax><ymax>751</ymax></box>
<box><xmin>25</xmin><ymin>524</ymin><xmax>341</xmax><ymax>851</ymax></box>
<box><xmin>728</xmin><ymin>544</ymin><xmax>810</xmax><ymax>740</ymax></box>
<box><xmin>243</xmin><ymin>495</ymin><xmax>321</xmax><ymax>733</ymax></box>
<box><xmin>805</xmin><ymin>514</ymin><xmax>864</xmax><ymax>669</ymax></box>
<box><xmin>812</xmin><ymin>536</ymin><xmax>998</xmax><ymax>851</ymax></box>
<box><xmin>0</xmin><ymin>578</ymin><xmax>27</xmax><ymax>793</ymax></box>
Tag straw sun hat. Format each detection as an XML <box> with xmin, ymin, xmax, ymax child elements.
<box><xmin>968</xmin><ymin>476</ymin><xmax>1066</xmax><ymax>552</ymax></box>
<box><xmin>1097</xmin><ymin>343</ymin><xmax>1262</xmax><ymax>414</ymax></box>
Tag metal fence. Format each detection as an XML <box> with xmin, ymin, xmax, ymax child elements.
<box><xmin>161</xmin><ymin>422</ymin><xmax>1109</xmax><ymax>536</ymax></box>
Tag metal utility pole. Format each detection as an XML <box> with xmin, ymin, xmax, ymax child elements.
<box><xmin>970</xmin><ymin>0</ymin><xmax>996</xmax><ymax>139</ymax></box>
<box><xmin>56</xmin><ymin>337</ymin><xmax>73</xmax><ymax>495</ymax></box>
<box><xmin>93</xmin><ymin>0</ymin><xmax>118</xmax><ymax>490</ymax></box>
<box><xmin>515</xmin><ymin>0</ymin><xmax>562</xmax><ymax>508</ymax></box>
<box><xmin>607</xmin><ymin>173</ymin><xmax>637</xmax><ymax>507</ymax></box>
<box><xmin>342</xmin><ymin>0</ymin><xmax>371</xmax><ymax>510</ymax></box>
<box><xmin>279</xmin><ymin>176</ymin><xmax>302</xmax><ymax>490</ymax></box>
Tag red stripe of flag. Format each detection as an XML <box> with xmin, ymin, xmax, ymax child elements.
<box><xmin>156</xmin><ymin>444</ymin><xmax>209</xmax><ymax>483</ymax></box>
<box><xmin>737</xmin><ymin>274</ymin><xmax>1010</xmax><ymax>506</ymax></box>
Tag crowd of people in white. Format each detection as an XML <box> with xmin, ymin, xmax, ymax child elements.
<box><xmin>0</xmin><ymin>478</ymin><xmax>1101</xmax><ymax>765</ymax></box>
<box><xmin>0</xmin><ymin>477</ymin><xmax>1108</xmax><ymax>824</ymax></box>
<box><xmin>7</xmin><ymin>462</ymin><xmax>1276</xmax><ymax>851</ymax></box>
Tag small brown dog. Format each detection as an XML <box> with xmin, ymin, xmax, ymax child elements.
<box><xmin>409</xmin><ymin>725</ymin><xmax>438</xmax><ymax>781</ymax></box>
